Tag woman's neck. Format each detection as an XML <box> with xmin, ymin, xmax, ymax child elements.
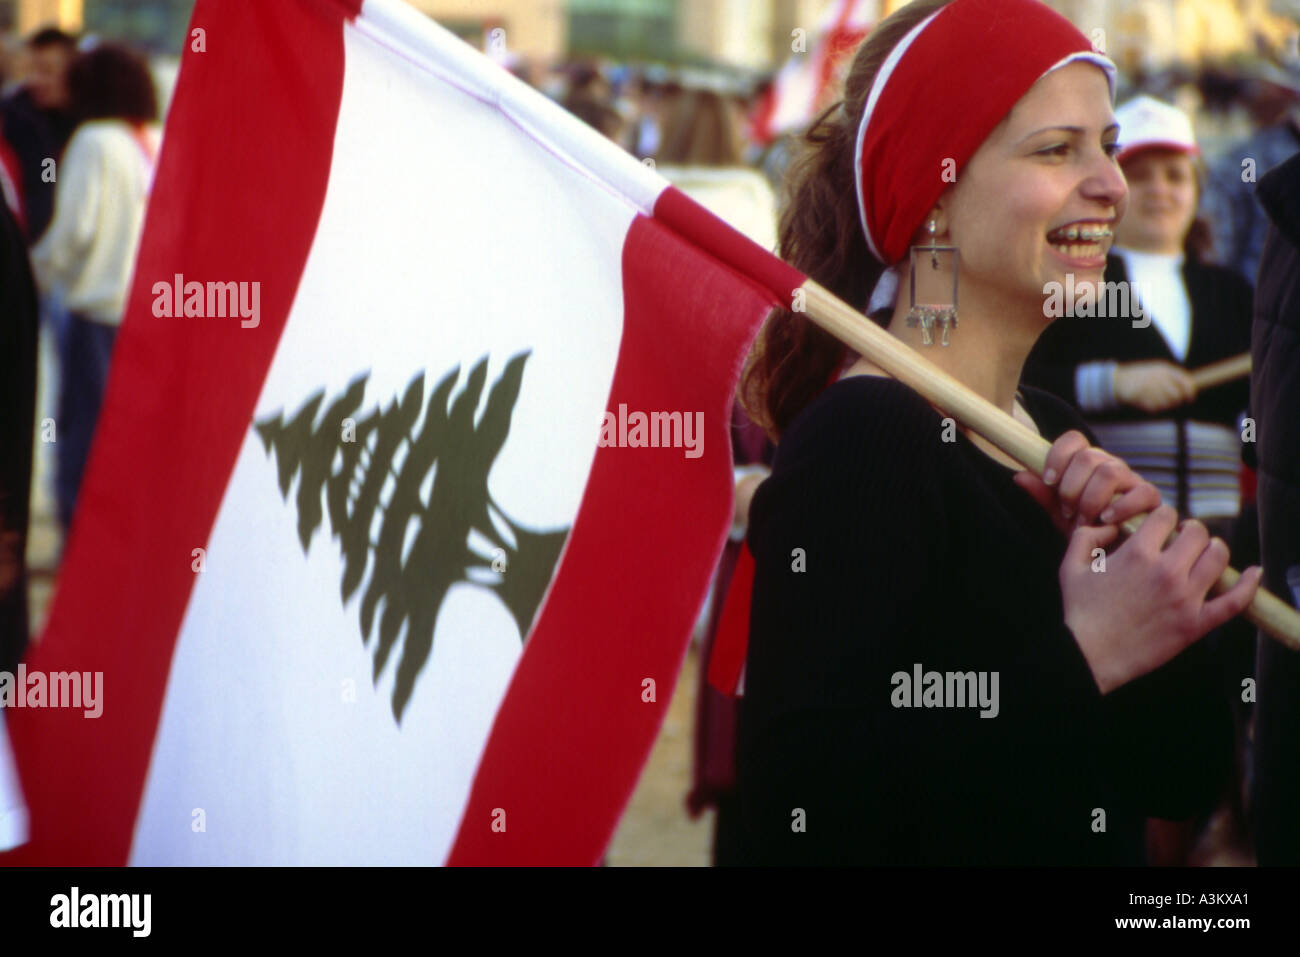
<box><xmin>843</xmin><ymin>299</ymin><xmax>1042</xmax><ymax>469</ymax></box>
<box><xmin>876</xmin><ymin>289</ymin><xmax>1041</xmax><ymax>418</ymax></box>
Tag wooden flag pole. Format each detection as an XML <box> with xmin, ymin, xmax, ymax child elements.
<box><xmin>797</xmin><ymin>279</ymin><xmax>1300</xmax><ymax>649</ymax></box>
<box><xmin>1190</xmin><ymin>353</ymin><xmax>1251</xmax><ymax>392</ymax></box>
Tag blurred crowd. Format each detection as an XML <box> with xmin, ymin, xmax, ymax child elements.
<box><xmin>0</xmin><ymin>26</ymin><xmax>160</xmax><ymax>683</ymax></box>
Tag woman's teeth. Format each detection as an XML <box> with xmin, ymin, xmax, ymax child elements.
<box><xmin>1047</xmin><ymin>223</ymin><xmax>1111</xmax><ymax>259</ymax></box>
<box><xmin>1053</xmin><ymin>241</ymin><xmax>1103</xmax><ymax>258</ymax></box>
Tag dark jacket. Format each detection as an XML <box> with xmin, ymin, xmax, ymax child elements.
<box><xmin>1022</xmin><ymin>252</ymin><xmax>1252</xmax><ymax>430</ymax></box>
<box><xmin>1021</xmin><ymin>253</ymin><xmax>1252</xmax><ymax>518</ymax></box>
<box><xmin>1248</xmin><ymin>148</ymin><xmax>1300</xmax><ymax>865</ymax></box>
<box><xmin>0</xmin><ymin>197</ymin><xmax>38</xmax><ymax>675</ymax></box>
<box><xmin>0</xmin><ymin>88</ymin><xmax>76</xmax><ymax>242</ymax></box>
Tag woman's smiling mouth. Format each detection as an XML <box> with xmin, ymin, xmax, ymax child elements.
<box><xmin>1046</xmin><ymin>219</ymin><xmax>1113</xmax><ymax>265</ymax></box>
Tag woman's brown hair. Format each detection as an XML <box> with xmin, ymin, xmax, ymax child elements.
<box><xmin>740</xmin><ymin>0</ymin><xmax>953</xmax><ymax>439</ymax></box>
<box><xmin>69</xmin><ymin>44</ymin><xmax>158</xmax><ymax>124</ymax></box>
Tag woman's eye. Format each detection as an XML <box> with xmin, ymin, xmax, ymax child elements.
<box><xmin>1037</xmin><ymin>142</ymin><xmax>1122</xmax><ymax>159</ymax></box>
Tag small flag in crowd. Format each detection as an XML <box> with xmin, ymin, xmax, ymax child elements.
<box><xmin>751</xmin><ymin>0</ymin><xmax>875</xmax><ymax>145</ymax></box>
<box><xmin>0</xmin><ymin>0</ymin><xmax>802</xmax><ymax>865</ymax></box>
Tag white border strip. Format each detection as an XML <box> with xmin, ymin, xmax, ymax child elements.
<box><xmin>1040</xmin><ymin>51</ymin><xmax>1118</xmax><ymax>101</ymax></box>
<box><xmin>852</xmin><ymin>9</ymin><xmax>944</xmax><ymax>263</ymax></box>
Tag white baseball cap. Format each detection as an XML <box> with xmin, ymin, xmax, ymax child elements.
<box><xmin>1114</xmin><ymin>94</ymin><xmax>1200</xmax><ymax>162</ymax></box>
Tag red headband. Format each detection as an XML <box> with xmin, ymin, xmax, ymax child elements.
<box><xmin>854</xmin><ymin>0</ymin><xmax>1117</xmax><ymax>266</ymax></box>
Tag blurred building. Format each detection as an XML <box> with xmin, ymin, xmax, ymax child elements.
<box><xmin>1049</xmin><ymin>0</ymin><xmax>1297</xmax><ymax>73</ymax></box>
<box><xmin>5</xmin><ymin>0</ymin><xmax>194</xmax><ymax>51</ymax></box>
<box><xmin>11</xmin><ymin>0</ymin><xmax>81</xmax><ymax>34</ymax></box>
<box><xmin>0</xmin><ymin>0</ymin><xmax>1293</xmax><ymax>71</ymax></box>
<box><xmin>410</xmin><ymin>0</ymin><xmax>567</xmax><ymax>60</ymax></box>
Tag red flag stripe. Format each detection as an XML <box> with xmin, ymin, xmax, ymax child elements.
<box><xmin>2</xmin><ymin>0</ymin><xmax>359</xmax><ymax>865</ymax></box>
<box><xmin>446</xmin><ymin>204</ymin><xmax>776</xmax><ymax>864</ymax></box>
<box><xmin>654</xmin><ymin>186</ymin><xmax>805</xmax><ymax>307</ymax></box>
<box><xmin>708</xmin><ymin>541</ymin><xmax>756</xmax><ymax>695</ymax></box>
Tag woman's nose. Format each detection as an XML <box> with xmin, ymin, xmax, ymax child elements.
<box><xmin>1084</xmin><ymin>151</ymin><xmax>1128</xmax><ymax>208</ymax></box>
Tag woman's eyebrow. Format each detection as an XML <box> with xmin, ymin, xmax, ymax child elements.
<box><xmin>1018</xmin><ymin>123</ymin><xmax>1121</xmax><ymax>143</ymax></box>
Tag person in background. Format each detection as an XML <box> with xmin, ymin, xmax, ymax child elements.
<box><xmin>654</xmin><ymin>87</ymin><xmax>778</xmax><ymax>252</ymax></box>
<box><xmin>30</xmin><ymin>44</ymin><xmax>160</xmax><ymax>533</ymax></box>
<box><xmin>0</xmin><ymin>39</ymin><xmax>37</xmax><ymax>841</ymax></box>
<box><xmin>1248</xmin><ymin>146</ymin><xmax>1300</xmax><ymax>866</ymax></box>
<box><xmin>4</xmin><ymin>29</ymin><xmax>79</xmax><ymax>555</ymax></box>
<box><xmin>627</xmin><ymin>70</ymin><xmax>670</xmax><ymax>161</ymax></box>
<box><xmin>561</xmin><ymin>91</ymin><xmax>627</xmax><ymax>145</ymax></box>
<box><xmin>0</xmin><ymin>120</ymin><xmax>26</xmax><ymax>230</ymax></box>
<box><xmin>1199</xmin><ymin>64</ymin><xmax>1300</xmax><ymax>285</ymax></box>
<box><xmin>0</xmin><ymin>27</ymin><xmax>77</xmax><ymax>243</ymax></box>
<box><xmin>0</xmin><ymin>188</ymin><xmax>39</xmax><ymax>681</ymax></box>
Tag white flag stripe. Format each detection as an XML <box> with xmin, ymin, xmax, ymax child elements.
<box><xmin>0</xmin><ymin>717</ymin><xmax>27</xmax><ymax>851</ymax></box>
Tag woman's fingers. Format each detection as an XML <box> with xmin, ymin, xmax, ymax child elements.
<box><xmin>1184</xmin><ymin>532</ymin><xmax>1230</xmax><ymax>597</ymax></box>
<box><xmin>1053</xmin><ymin>441</ymin><xmax>1152</xmax><ymax>526</ymax></box>
<box><xmin>1041</xmin><ymin>430</ymin><xmax>1089</xmax><ymax>488</ymax></box>
<box><xmin>1129</xmin><ymin>504</ymin><xmax>1180</xmax><ymax>555</ymax></box>
<box><xmin>1078</xmin><ymin>507</ymin><xmax>1256</xmax><ymax>638</ymax></box>
<box><xmin>1197</xmin><ymin>565</ymin><xmax>1263</xmax><ymax>634</ymax></box>
<box><xmin>1056</xmin><ymin>448</ymin><xmax>1110</xmax><ymax>519</ymax></box>
<box><xmin>1163</xmin><ymin>518</ymin><xmax>1211</xmax><ymax>575</ymax></box>
<box><xmin>1072</xmin><ymin>458</ymin><xmax>1132</xmax><ymax>525</ymax></box>
<box><xmin>1024</xmin><ymin>431</ymin><xmax>1163</xmax><ymax>534</ymax></box>
<box><xmin>1064</xmin><ymin>521</ymin><xmax>1119</xmax><ymax>565</ymax></box>
<box><xmin>1096</xmin><ymin>481</ymin><xmax>1162</xmax><ymax>525</ymax></box>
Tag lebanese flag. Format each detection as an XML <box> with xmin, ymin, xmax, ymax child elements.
<box><xmin>751</xmin><ymin>0</ymin><xmax>874</xmax><ymax>145</ymax></box>
<box><xmin>0</xmin><ymin>0</ymin><xmax>803</xmax><ymax>865</ymax></box>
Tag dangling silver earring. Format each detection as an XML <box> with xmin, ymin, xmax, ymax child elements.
<box><xmin>907</xmin><ymin>219</ymin><xmax>959</xmax><ymax>345</ymax></box>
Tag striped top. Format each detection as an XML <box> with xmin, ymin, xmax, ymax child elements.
<box><xmin>1089</xmin><ymin>418</ymin><xmax>1242</xmax><ymax>519</ymax></box>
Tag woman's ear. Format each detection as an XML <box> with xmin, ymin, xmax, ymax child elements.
<box><xmin>907</xmin><ymin>207</ymin><xmax>948</xmax><ymax>247</ymax></box>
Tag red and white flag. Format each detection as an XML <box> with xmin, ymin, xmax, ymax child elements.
<box><xmin>751</xmin><ymin>0</ymin><xmax>875</xmax><ymax>145</ymax></box>
<box><xmin>0</xmin><ymin>0</ymin><xmax>803</xmax><ymax>865</ymax></box>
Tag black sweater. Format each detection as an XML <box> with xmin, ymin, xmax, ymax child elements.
<box><xmin>734</xmin><ymin>376</ymin><xmax>1232</xmax><ymax>865</ymax></box>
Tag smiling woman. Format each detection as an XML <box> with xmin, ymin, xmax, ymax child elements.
<box><xmin>730</xmin><ymin>0</ymin><xmax>1262</xmax><ymax>865</ymax></box>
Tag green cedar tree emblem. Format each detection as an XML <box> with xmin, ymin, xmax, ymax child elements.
<box><xmin>254</xmin><ymin>351</ymin><xmax>569</xmax><ymax>723</ymax></box>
